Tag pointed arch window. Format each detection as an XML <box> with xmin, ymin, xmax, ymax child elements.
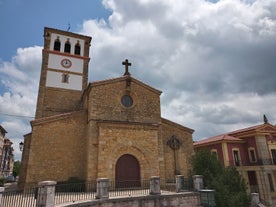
<box><xmin>53</xmin><ymin>37</ymin><xmax>61</xmax><ymax>51</ymax></box>
<box><xmin>61</xmin><ymin>74</ymin><xmax>69</xmax><ymax>83</ymax></box>
<box><xmin>74</xmin><ymin>41</ymin><xmax>81</xmax><ymax>55</ymax></box>
<box><xmin>64</xmin><ymin>39</ymin><xmax>71</xmax><ymax>53</ymax></box>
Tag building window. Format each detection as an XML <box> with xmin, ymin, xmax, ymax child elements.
<box><xmin>64</xmin><ymin>39</ymin><xmax>71</xmax><ymax>53</ymax></box>
<box><xmin>61</xmin><ymin>74</ymin><xmax>69</xmax><ymax>83</ymax></box>
<box><xmin>271</xmin><ymin>149</ymin><xmax>276</xmax><ymax>165</ymax></box>
<box><xmin>233</xmin><ymin>149</ymin><xmax>240</xmax><ymax>166</ymax></box>
<box><xmin>74</xmin><ymin>41</ymin><xmax>81</xmax><ymax>55</ymax></box>
<box><xmin>248</xmin><ymin>148</ymin><xmax>257</xmax><ymax>162</ymax></box>
<box><xmin>248</xmin><ymin>171</ymin><xmax>258</xmax><ymax>192</ymax></box>
<box><xmin>54</xmin><ymin>37</ymin><xmax>61</xmax><ymax>51</ymax></box>
<box><xmin>121</xmin><ymin>95</ymin><xmax>133</xmax><ymax>108</ymax></box>
<box><xmin>268</xmin><ymin>173</ymin><xmax>275</xmax><ymax>192</ymax></box>
<box><xmin>211</xmin><ymin>149</ymin><xmax>218</xmax><ymax>159</ymax></box>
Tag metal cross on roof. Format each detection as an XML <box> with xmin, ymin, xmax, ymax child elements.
<box><xmin>122</xmin><ymin>59</ymin><xmax>131</xmax><ymax>76</ymax></box>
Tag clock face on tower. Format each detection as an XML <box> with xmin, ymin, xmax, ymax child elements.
<box><xmin>61</xmin><ymin>58</ymin><xmax>72</xmax><ymax>68</ymax></box>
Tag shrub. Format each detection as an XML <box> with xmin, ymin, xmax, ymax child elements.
<box><xmin>0</xmin><ymin>177</ymin><xmax>6</xmax><ymax>186</ymax></box>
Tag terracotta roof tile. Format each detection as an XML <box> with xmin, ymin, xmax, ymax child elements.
<box><xmin>194</xmin><ymin>134</ymin><xmax>242</xmax><ymax>146</ymax></box>
<box><xmin>229</xmin><ymin>123</ymin><xmax>264</xmax><ymax>135</ymax></box>
<box><xmin>31</xmin><ymin>111</ymin><xmax>84</xmax><ymax>125</ymax></box>
<box><xmin>194</xmin><ymin>123</ymin><xmax>276</xmax><ymax>146</ymax></box>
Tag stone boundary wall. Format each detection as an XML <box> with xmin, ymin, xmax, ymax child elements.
<box><xmin>56</xmin><ymin>192</ymin><xmax>201</xmax><ymax>207</ymax></box>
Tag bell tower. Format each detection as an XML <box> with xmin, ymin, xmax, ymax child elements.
<box><xmin>35</xmin><ymin>27</ymin><xmax>92</xmax><ymax>118</ymax></box>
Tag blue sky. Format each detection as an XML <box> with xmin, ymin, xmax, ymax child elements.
<box><xmin>0</xmin><ymin>0</ymin><xmax>110</xmax><ymax>159</ymax></box>
<box><xmin>0</xmin><ymin>0</ymin><xmax>110</xmax><ymax>61</ymax></box>
<box><xmin>1</xmin><ymin>0</ymin><xmax>276</xmax><ymax>160</ymax></box>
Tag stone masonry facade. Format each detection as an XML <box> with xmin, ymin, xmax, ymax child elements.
<box><xmin>19</xmin><ymin>28</ymin><xmax>195</xmax><ymax>189</ymax></box>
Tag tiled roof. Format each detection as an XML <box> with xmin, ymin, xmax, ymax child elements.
<box><xmin>31</xmin><ymin>110</ymin><xmax>84</xmax><ymax>125</ymax></box>
<box><xmin>194</xmin><ymin>134</ymin><xmax>243</xmax><ymax>146</ymax></box>
<box><xmin>194</xmin><ymin>123</ymin><xmax>276</xmax><ymax>147</ymax></box>
<box><xmin>229</xmin><ymin>123</ymin><xmax>265</xmax><ymax>135</ymax></box>
<box><xmin>88</xmin><ymin>75</ymin><xmax>162</xmax><ymax>94</ymax></box>
<box><xmin>0</xmin><ymin>125</ymin><xmax>7</xmax><ymax>134</ymax></box>
<box><xmin>161</xmin><ymin>117</ymin><xmax>194</xmax><ymax>133</ymax></box>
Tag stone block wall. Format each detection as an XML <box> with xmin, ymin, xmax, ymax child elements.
<box><xmin>95</xmin><ymin>122</ymin><xmax>160</xmax><ymax>180</ymax></box>
<box><xmin>87</xmin><ymin>78</ymin><xmax>161</xmax><ymax>124</ymax></box>
<box><xmin>161</xmin><ymin>118</ymin><xmax>194</xmax><ymax>179</ymax></box>
<box><xmin>23</xmin><ymin>111</ymin><xmax>88</xmax><ymax>185</ymax></box>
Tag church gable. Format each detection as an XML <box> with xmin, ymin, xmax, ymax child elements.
<box><xmin>259</xmin><ymin>124</ymin><xmax>276</xmax><ymax>132</ymax></box>
<box><xmin>86</xmin><ymin>76</ymin><xmax>162</xmax><ymax>124</ymax></box>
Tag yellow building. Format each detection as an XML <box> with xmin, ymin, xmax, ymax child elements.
<box><xmin>19</xmin><ymin>27</ymin><xmax>194</xmax><ymax>189</ymax></box>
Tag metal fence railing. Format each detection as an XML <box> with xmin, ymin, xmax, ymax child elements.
<box><xmin>55</xmin><ymin>181</ymin><xmax>96</xmax><ymax>205</ymax></box>
<box><xmin>109</xmin><ymin>179</ymin><xmax>150</xmax><ymax>197</ymax></box>
<box><xmin>108</xmin><ymin>178</ymin><xmax>194</xmax><ymax>197</ymax></box>
<box><xmin>228</xmin><ymin>158</ymin><xmax>276</xmax><ymax>167</ymax></box>
<box><xmin>1</xmin><ymin>185</ymin><xmax>37</xmax><ymax>207</ymax></box>
<box><xmin>1</xmin><ymin>178</ymin><xmax>195</xmax><ymax>206</ymax></box>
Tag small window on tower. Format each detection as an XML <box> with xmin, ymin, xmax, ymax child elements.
<box><xmin>54</xmin><ymin>37</ymin><xmax>61</xmax><ymax>51</ymax></box>
<box><xmin>74</xmin><ymin>41</ymin><xmax>81</xmax><ymax>55</ymax></box>
<box><xmin>64</xmin><ymin>39</ymin><xmax>71</xmax><ymax>53</ymax></box>
<box><xmin>61</xmin><ymin>74</ymin><xmax>69</xmax><ymax>83</ymax></box>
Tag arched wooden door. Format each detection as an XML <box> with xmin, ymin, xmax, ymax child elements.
<box><xmin>115</xmin><ymin>154</ymin><xmax>141</xmax><ymax>188</ymax></box>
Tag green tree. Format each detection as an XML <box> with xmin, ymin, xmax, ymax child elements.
<box><xmin>13</xmin><ymin>160</ymin><xmax>21</xmax><ymax>177</ymax></box>
<box><xmin>191</xmin><ymin>150</ymin><xmax>250</xmax><ymax>207</ymax></box>
<box><xmin>191</xmin><ymin>149</ymin><xmax>223</xmax><ymax>188</ymax></box>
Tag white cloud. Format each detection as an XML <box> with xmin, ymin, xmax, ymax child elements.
<box><xmin>1</xmin><ymin>119</ymin><xmax>31</xmax><ymax>161</ymax></box>
<box><xmin>1</xmin><ymin>0</ymin><xmax>276</xmax><ymax>160</ymax></box>
<box><xmin>0</xmin><ymin>46</ymin><xmax>40</xmax><ymax>160</ymax></box>
<box><xmin>0</xmin><ymin>46</ymin><xmax>42</xmax><ymax>96</ymax></box>
<box><xmin>82</xmin><ymin>0</ymin><xmax>276</xmax><ymax>140</ymax></box>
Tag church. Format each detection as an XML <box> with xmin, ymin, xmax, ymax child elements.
<box><xmin>18</xmin><ymin>27</ymin><xmax>194</xmax><ymax>189</ymax></box>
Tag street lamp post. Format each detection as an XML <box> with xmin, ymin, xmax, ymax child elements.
<box><xmin>19</xmin><ymin>142</ymin><xmax>24</xmax><ymax>152</ymax></box>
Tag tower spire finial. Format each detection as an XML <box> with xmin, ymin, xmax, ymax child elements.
<box><xmin>122</xmin><ymin>59</ymin><xmax>131</xmax><ymax>76</ymax></box>
<box><xmin>264</xmin><ymin>114</ymin><xmax>268</xmax><ymax>124</ymax></box>
<box><xmin>67</xmin><ymin>23</ymin><xmax>71</xmax><ymax>32</ymax></box>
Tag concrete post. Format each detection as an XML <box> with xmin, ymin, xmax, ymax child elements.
<box><xmin>96</xmin><ymin>178</ymin><xmax>109</xmax><ymax>199</ymax></box>
<box><xmin>176</xmin><ymin>175</ymin><xmax>184</xmax><ymax>193</ymax></box>
<box><xmin>193</xmin><ymin>175</ymin><xmax>203</xmax><ymax>191</ymax></box>
<box><xmin>150</xmin><ymin>176</ymin><xmax>161</xmax><ymax>195</ymax></box>
<box><xmin>36</xmin><ymin>181</ymin><xmax>56</xmax><ymax>207</ymax></box>
<box><xmin>251</xmin><ymin>193</ymin><xmax>260</xmax><ymax>207</ymax></box>
<box><xmin>0</xmin><ymin>187</ymin><xmax>4</xmax><ymax>204</ymax></box>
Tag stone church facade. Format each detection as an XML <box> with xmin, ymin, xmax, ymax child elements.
<box><xmin>19</xmin><ymin>27</ymin><xmax>194</xmax><ymax>188</ymax></box>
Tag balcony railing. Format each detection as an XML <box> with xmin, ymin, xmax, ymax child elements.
<box><xmin>228</xmin><ymin>158</ymin><xmax>276</xmax><ymax>167</ymax></box>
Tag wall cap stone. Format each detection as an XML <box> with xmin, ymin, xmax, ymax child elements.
<box><xmin>38</xmin><ymin>181</ymin><xmax>57</xmax><ymax>187</ymax></box>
